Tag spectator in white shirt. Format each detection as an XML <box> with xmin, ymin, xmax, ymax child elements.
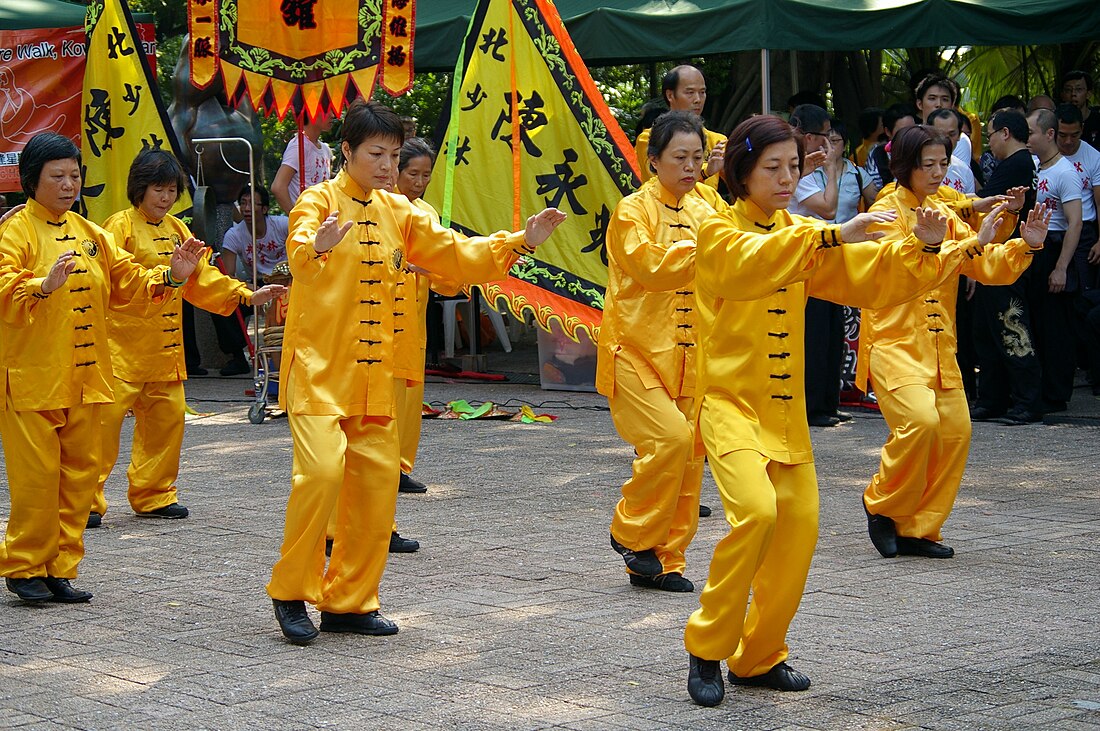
<box><xmin>271</xmin><ymin>114</ymin><xmax>333</xmax><ymax>213</ymax></box>
<box><xmin>928</xmin><ymin>108</ymin><xmax>977</xmax><ymax>195</ymax></box>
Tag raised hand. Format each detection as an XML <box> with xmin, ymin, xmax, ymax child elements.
<box><xmin>838</xmin><ymin>210</ymin><xmax>898</xmax><ymax>242</ymax></box>
<box><xmin>41</xmin><ymin>249</ymin><xmax>79</xmax><ymax>294</ymax></box>
<box><xmin>705</xmin><ymin>140</ymin><xmax>726</xmax><ymax>178</ymax></box>
<box><xmin>314</xmin><ymin>212</ymin><xmax>353</xmax><ymax>254</ymax></box>
<box><xmin>973</xmin><ymin>194</ymin><xmax>1007</xmax><ymax>214</ymax></box>
<box><xmin>169</xmin><ymin>236</ymin><xmax>206</xmax><ymax>283</ymax></box>
<box><xmin>524</xmin><ymin>208</ymin><xmax>567</xmax><ymax>249</ymax></box>
<box><xmin>1004</xmin><ymin>186</ymin><xmax>1028</xmax><ymax>212</ymax></box>
<box><xmin>1019</xmin><ymin>202</ymin><xmax>1052</xmax><ymax>249</ymax></box>
<box><xmin>250</xmin><ymin>284</ymin><xmax>289</xmax><ymax>306</ymax></box>
<box><xmin>912</xmin><ymin>206</ymin><xmax>948</xmax><ymax>246</ymax></box>
<box><xmin>977</xmin><ymin>202</ymin><xmax>1008</xmax><ymax>246</ymax></box>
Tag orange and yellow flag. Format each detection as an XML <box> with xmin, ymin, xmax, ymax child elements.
<box><xmin>425</xmin><ymin>0</ymin><xmax>640</xmax><ymax>343</ymax></box>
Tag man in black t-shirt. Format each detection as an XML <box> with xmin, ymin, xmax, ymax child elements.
<box><xmin>970</xmin><ymin>110</ymin><xmax>1044</xmax><ymax>424</ymax></box>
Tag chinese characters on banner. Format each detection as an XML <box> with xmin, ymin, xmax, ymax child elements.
<box><xmin>0</xmin><ymin>22</ymin><xmax>155</xmax><ymax>193</ymax></box>
<box><xmin>425</xmin><ymin>0</ymin><xmax>640</xmax><ymax>343</ymax></box>
<box><xmin>80</xmin><ymin>0</ymin><xmax>191</xmax><ymax>224</ymax></box>
<box><xmin>187</xmin><ymin>0</ymin><xmax>414</xmax><ymax>120</ymax></box>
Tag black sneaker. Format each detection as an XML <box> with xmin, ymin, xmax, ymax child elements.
<box><xmin>969</xmin><ymin>405</ymin><xmax>1005</xmax><ymax>421</ymax></box>
<box><xmin>629</xmin><ymin>573</ymin><xmax>694</xmax><ymax>592</ymax></box>
<box><xmin>86</xmin><ymin>512</ymin><xmax>102</xmax><ymax>529</ymax></box>
<box><xmin>863</xmin><ymin>499</ymin><xmax>897</xmax><ymax>558</ymax></box>
<box><xmin>136</xmin><ymin>503</ymin><xmax>189</xmax><ymax>519</ymax></box>
<box><xmin>389</xmin><ymin>532</ymin><xmax>420</xmax><ymax>553</ymax></box>
<box><xmin>992</xmin><ymin>408</ymin><xmax>1042</xmax><ymax>426</ymax></box>
<box><xmin>398</xmin><ymin>473</ymin><xmax>428</xmax><ymax>493</ymax></box>
<box><xmin>610</xmin><ymin>533</ymin><xmax>662</xmax><ymax>577</ymax></box>
<box><xmin>272</xmin><ymin>599</ymin><xmax>319</xmax><ymax>645</ymax></box>
<box><xmin>219</xmin><ymin>358</ymin><xmax>250</xmax><ymax>376</ymax></box>
<box><xmin>5</xmin><ymin>577</ymin><xmax>52</xmax><ymax>602</ymax></box>
<box><xmin>187</xmin><ymin>366</ymin><xmax>208</xmax><ymax>377</ymax></box>
<box><xmin>43</xmin><ymin>577</ymin><xmax>92</xmax><ymax>603</ymax></box>
<box><xmin>896</xmin><ymin>536</ymin><xmax>954</xmax><ymax>558</ymax></box>
<box><xmin>728</xmin><ymin>661</ymin><xmax>811</xmax><ymax>691</ymax></box>
<box><xmin>319</xmin><ymin>610</ymin><xmax>398</xmax><ymax>636</ymax></box>
<box><xmin>687</xmin><ymin>654</ymin><xmax>725</xmax><ymax>707</ymax></box>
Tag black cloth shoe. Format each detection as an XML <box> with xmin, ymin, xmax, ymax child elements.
<box><xmin>629</xmin><ymin>572</ymin><xmax>694</xmax><ymax>592</ymax></box>
<box><xmin>398</xmin><ymin>473</ymin><xmax>428</xmax><ymax>493</ymax></box>
<box><xmin>864</xmin><ymin>499</ymin><xmax>897</xmax><ymax>558</ymax></box>
<box><xmin>896</xmin><ymin>536</ymin><xmax>954</xmax><ymax>558</ymax></box>
<box><xmin>319</xmin><ymin>610</ymin><xmax>398</xmax><ymax>636</ymax></box>
<box><xmin>86</xmin><ymin>512</ymin><xmax>102</xmax><ymax>529</ymax></box>
<box><xmin>698</xmin><ymin>504</ymin><xmax>712</xmax><ymax>518</ymax></box>
<box><xmin>272</xmin><ymin>599</ymin><xmax>319</xmax><ymax>645</ymax></box>
<box><xmin>389</xmin><ymin>532</ymin><xmax>420</xmax><ymax>553</ymax></box>
<box><xmin>969</xmin><ymin>405</ymin><xmax>1005</xmax><ymax>421</ymax></box>
<box><xmin>687</xmin><ymin>654</ymin><xmax>725</xmax><ymax>707</ymax></box>
<box><xmin>187</xmin><ymin>366</ymin><xmax>208</xmax><ymax>377</ymax></box>
<box><xmin>43</xmin><ymin>577</ymin><xmax>92</xmax><ymax>603</ymax></box>
<box><xmin>993</xmin><ymin>408</ymin><xmax>1042</xmax><ymax>426</ymax></box>
<box><xmin>808</xmin><ymin>413</ymin><xmax>841</xmax><ymax>427</ymax></box>
<box><xmin>610</xmin><ymin>533</ymin><xmax>663</xmax><ymax>577</ymax></box>
<box><xmin>5</xmin><ymin>577</ymin><xmax>51</xmax><ymax>602</ymax></box>
<box><xmin>219</xmin><ymin>358</ymin><xmax>251</xmax><ymax>376</ymax></box>
<box><xmin>136</xmin><ymin>503</ymin><xmax>189</xmax><ymax>519</ymax></box>
<box><xmin>1042</xmin><ymin>399</ymin><xmax>1068</xmax><ymax>414</ymax></box>
<box><xmin>728</xmin><ymin>661</ymin><xmax>811</xmax><ymax>691</ymax></box>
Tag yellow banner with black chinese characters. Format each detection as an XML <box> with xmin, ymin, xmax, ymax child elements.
<box><xmin>425</xmin><ymin>0</ymin><xmax>640</xmax><ymax>343</ymax></box>
<box><xmin>380</xmin><ymin>0</ymin><xmax>415</xmax><ymax>96</ymax></box>
<box><xmin>81</xmin><ymin>0</ymin><xmax>192</xmax><ymax>225</ymax></box>
<box><xmin>188</xmin><ymin>0</ymin><xmax>218</xmax><ymax>90</ymax></box>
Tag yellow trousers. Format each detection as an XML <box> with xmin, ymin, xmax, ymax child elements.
<box><xmin>92</xmin><ymin>377</ymin><xmax>185</xmax><ymax>515</ymax></box>
<box><xmin>864</xmin><ymin>383</ymin><xmax>971</xmax><ymax>541</ymax></box>
<box><xmin>684</xmin><ymin>444</ymin><xmax>819</xmax><ymax>676</ymax></box>
<box><xmin>0</xmin><ymin>396</ymin><xmax>101</xmax><ymax>579</ymax></box>
<box><xmin>608</xmin><ymin>358</ymin><xmax>703</xmax><ymax>576</ymax></box>
<box><xmin>399</xmin><ymin>378</ymin><xmax>425</xmax><ymax>474</ymax></box>
<box><xmin>270</xmin><ymin>410</ymin><xmax>399</xmax><ymax>614</ymax></box>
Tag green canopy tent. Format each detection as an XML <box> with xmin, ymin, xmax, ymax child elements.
<box><xmin>414</xmin><ymin>0</ymin><xmax>1100</xmax><ymax>110</ymax></box>
<box><xmin>0</xmin><ymin>0</ymin><xmax>154</xmax><ymax>29</ymax></box>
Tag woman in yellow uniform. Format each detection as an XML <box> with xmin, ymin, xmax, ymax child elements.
<box><xmin>600</xmin><ymin>111</ymin><xmax>726</xmax><ymax>593</ymax></box>
<box><xmin>859</xmin><ymin>125</ymin><xmax>1049</xmax><ymax>559</ymax></box>
<box><xmin>0</xmin><ymin>132</ymin><xmax>203</xmax><ymax>603</ymax></box>
<box><xmin>89</xmin><ymin>149</ymin><xmax>286</xmax><ymax>526</ymax></box>
<box><xmin>683</xmin><ymin>116</ymin><xmax>966</xmax><ymax>707</ymax></box>
<box><xmin>266</xmin><ymin>100</ymin><xmax>565</xmax><ymax>645</ymax></box>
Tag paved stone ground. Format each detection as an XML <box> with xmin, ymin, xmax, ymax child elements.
<box><xmin>2</xmin><ymin>351</ymin><xmax>1100</xmax><ymax>730</ymax></box>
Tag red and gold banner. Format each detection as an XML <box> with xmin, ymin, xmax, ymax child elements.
<box><xmin>187</xmin><ymin>0</ymin><xmax>218</xmax><ymax>90</ymax></box>
<box><xmin>0</xmin><ymin>22</ymin><xmax>156</xmax><ymax>193</ymax></box>
<box><xmin>380</xmin><ymin>0</ymin><xmax>415</xmax><ymax>96</ymax></box>
<box><xmin>187</xmin><ymin>0</ymin><xmax>413</xmax><ymax>121</ymax></box>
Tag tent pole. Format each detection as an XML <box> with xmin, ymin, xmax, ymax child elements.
<box><xmin>761</xmin><ymin>49</ymin><xmax>771</xmax><ymax>115</ymax></box>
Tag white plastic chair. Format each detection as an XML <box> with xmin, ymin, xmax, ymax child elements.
<box><xmin>441</xmin><ymin>294</ymin><xmax>512</xmax><ymax>358</ymax></box>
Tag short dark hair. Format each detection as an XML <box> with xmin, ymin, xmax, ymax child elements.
<box><xmin>858</xmin><ymin>107</ymin><xmax>884</xmax><ymax>139</ymax></box>
<box><xmin>127</xmin><ymin>148</ymin><xmax>187</xmax><ymax>206</ymax></box>
<box><xmin>399</xmin><ymin>137</ymin><xmax>436</xmax><ymax>171</ymax></box>
<box><xmin>238</xmin><ymin>185</ymin><xmax>269</xmax><ymax>207</ymax></box>
<box><xmin>661</xmin><ymin>65</ymin><xmax>700</xmax><ymax>104</ymax></box>
<box><xmin>724</xmin><ymin>115</ymin><xmax>803</xmax><ymax>202</ymax></box>
<box><xmin>1062</xmin><ymin>70</ymin><xmax>1094</xmax><ymax>90</ymax></box>
<box><xmin>883</xmin><ymin>103</ymin><xmax>919</xmax><ymax>134</ymax></box>
<box><xmin>926</xmin><ymin>107</ymin><xmax>965</xmax><ymax>129</ymax></box>
<box><xmin>1054</xmin><ymin>102</ymin><xmax>1084</xmax><ymax>127</ymax></box>
<box><xmin>647</xmin><ymin>111</ymin><xmax>705</xmax><ymax>160</ymax></box>
<box><xmin>341</xmin><ymin>99</ymin><xmax>404</xmax><ymax>151</ymax></box>
<box><xmin>19</xmin><ymin>132</ymin><xmax>79</xmax><ymax>199</ymax></box>
<box><xmin>1030</xmin><ymin>108</ymin><xmax>1057</xmax><ymax>133</ymax></box>
<box><xmin>991</xmin><ymin>110</ymin><xmax>1029</xmax><ymax>143</ymax></box>
<box><xmin>634</xmin><ymin>99</ymin><xmax>668</xmax><ymax>138</ymax></box>
<box><xmin>914</xmin><ymin>73</ymin><xmax>958</xmax><ymax>106</ymax></box>
<box><xmin>789</xmin><ymin>104</ymin><xmax>829</xmax><ymax>135</ymax></box>
<box><xmin>990</xmin><ymin>94</ymin><xmax>1025</xmax><ymax>116</ymax></box>
<box><xmin>889</xmin><ymin>125</ymin><xmax>952</xmax><ymax>190</ymax></box>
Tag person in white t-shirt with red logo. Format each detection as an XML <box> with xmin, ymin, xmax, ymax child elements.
<box><xmin>1053</xmin><ymin>104</ymin><xmax>1100</xmax><ymax>272</ymax></box>
<box><xmin>928</xmin><ymin>108</ymin><xmax>977</xmax><ymax>195</ymax></box>
<box><xmin>272</xmin><ymin>113</ymin><xmax>334</xmax><ymax>213</ymax></box>
<box><xmin>1028</xmin><ymin>108</ymin><xmax>1085</xmax><ymax>412</ymax></box>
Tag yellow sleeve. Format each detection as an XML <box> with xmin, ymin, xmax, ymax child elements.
<box><xmin>805</xmin><ymin>238</ymin><xmax>954</xmax><ymax>309</ymax></box>
<box><xmin>426</xmin><ymin>272</ymin><xmax>464</xmax><ymax>297</ymax></box>
<box><xmin>606</xmin><ymin>198</ymin><xmax>695</xmax><ymax>291</ymax></box>
<box><xmin>402</xmin><ymin>198</ymin><xmax>522</xmax><ymax>285</ymax></box>
<box><xmin>104</xmin><ymin>231</ymin><xmax>174</xmax><ymax>317</ymax></box>
<box><xmin>696</xmin><ymin>213</ymin><xmax>843</xmax><ymax>301</ymax></box>
<box><xmin>957</xmin><ymin>238</ymin><xmax>1037</xmax><ymax>284</ymax></box>
<box><xmin>285</xmin><ymin>186</ymin><xmax>335</xmax><ymax>284</ymax></box>
<box><xmin>183</xmin><ymin>254</ymin><xmax>252</xmax><ymax>315</ymax></box>
<box><xmin>0</xmin><ymin>216</ymin><xmax>49</xmax><ymax>327</ymax></box>
<box><xmin>693</xmin><ymin>182</ymin><xmax>730</xmax><ymax>213</ymax></box>
<box><xmin>634</xmin><ymin>129</ymin><xmax>652</xmax><ymax>184</ymax></box>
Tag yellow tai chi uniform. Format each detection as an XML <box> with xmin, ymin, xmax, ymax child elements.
<box><xmin>92</xmin><ymin>207</ymin><xmax>255</xmax><ymax>516</ymax></box>
<box><xmin>683</xmin><ymin>197</ymin><xmax>962</xmax><ymax>675</ymax></box>
<box><xmin>0</xmin><ymin>200</ymin><xmax>177</xmax><ymax>580</ymax></box>
<box><xmin>636</xmin><ymin>127</ymin><xmax>727</xmax><ymax>189</ymax></box>
<box><xmin>859</xmin><ymin>186</ymin><xmax>1035</xmax><ymax>542</ymax></box>
<box><xmin>598</xmin><ymin>179</ymin><xmax>727</xmax><ymax>577</ymax></box>
<box><xmin>266</xmin><ymin>171</ymin><xmax>527</xmax><ymax>616</ymax></box>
